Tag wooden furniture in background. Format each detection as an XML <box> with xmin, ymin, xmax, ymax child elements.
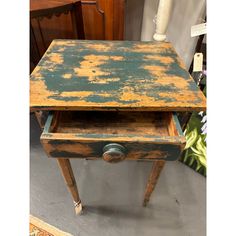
<box><xmin>30</xmin><ymin>0</ymin><xmax>125</xmax><ymax>70</ymax></box>
<box><xmin>81</xmin><ymin>0</ymin><xmax>125</xmax><ymax>40</ymax></box>
<box><xmin>30</xmin><ymin>0</ymin><xmax>85</xmax><ymax>72</ymax></box>
<box><xmin>30</xmin><ymin>40</ymin><xmax>206</xmax><ymax>214</ymax></box>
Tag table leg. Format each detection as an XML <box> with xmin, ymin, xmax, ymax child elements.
<box><xmin>143</xmin><ymin>160</ymin><xmax>165</xmax><ymax>206</ymax></box>
<box><xmin>57</xmin><ymin>158</ymin><xmax>82</xmax><ymax>215</ymax></box>
<box><xmin>34</xmin><ymin>111</ymin><xmax>44</xmax><ymax>130</ymax></box>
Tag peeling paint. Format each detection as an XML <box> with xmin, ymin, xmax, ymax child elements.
<box><xmin>30</xmin><ymin>39</ymin><xmax>206</xmax><ymax>111</ymax></box>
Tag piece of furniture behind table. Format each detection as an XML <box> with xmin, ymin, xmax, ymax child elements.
<box><xmin>81</xmin><ymin>0</ymin><xmax>125</xmax><ymax>40</ymax></box>
<box><xmin>30</xmin><ymin>0</ymin><xmax>85</xmax><ymax>72</ymax></box>
<box><xmin>30</xmin><ymin>0</ymin><xmax>125</xmax><ymax>70</ymax></box>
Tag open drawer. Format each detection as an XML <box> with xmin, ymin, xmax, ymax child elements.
<box><xmin>40</xmin><ymin>111</ymin><xmax>186</xmax><ymax>163</ymax></box>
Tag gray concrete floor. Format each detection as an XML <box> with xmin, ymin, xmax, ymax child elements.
<box><xmin>30</xmin><ymin>115</ymin><xmax>206</xmax><ymax>236</ymax></box>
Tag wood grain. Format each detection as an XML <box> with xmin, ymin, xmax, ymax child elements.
<box><xmin>143</xmin><ymin>160</ymin><xmax>165</xmax><ymax>206</ymax></box>
<box><xmin>30</xmin><ymin>40</ymin><xmax>206</xmax><ymax>112</ymax></box>
<box><xmin>30</xmin><ymin>0</ymin><xmax>76</xmax><ymax>12</ymax></box>
<box><xmin>57</xmin><ymin>158</ymin><xmax>82</xmax><ymax>214</ymax></box>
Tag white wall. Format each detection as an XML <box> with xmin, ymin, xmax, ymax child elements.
<box><xmin>141</xmin><ymin>0</ymin><xmax>206</xmax><ymax>68</ymax></box>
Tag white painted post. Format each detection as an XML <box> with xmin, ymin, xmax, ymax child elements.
<box><xmin>153</xmin><ymin>0</ymin><xmax>173</xmax><ymax>41</ymax></box>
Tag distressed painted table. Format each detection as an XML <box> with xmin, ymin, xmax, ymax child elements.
<box><xmin>30</xmin><ymin>40</ymin><xmax>206</xmax><ymax>214</ymax></box>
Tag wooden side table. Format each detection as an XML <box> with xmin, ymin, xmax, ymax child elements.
<box><xmin>30</xmin><ymin>40</ymin><xmax>206</xmax><ymax>215</ymax></box>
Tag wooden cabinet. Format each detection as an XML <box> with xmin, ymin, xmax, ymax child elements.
<box><xmin>81</xmin><ymin>0</ymin><xmax>125</xmax><ymax>40</ymax></box>
<box><xmin>30</xmin><ymin>0</ymin><xmax>126</xmax><ymax>72</ymax></box>
<box><xmin>31</xmin><ymin>0</ymin><xmax>125</xmax><ymax>48</ymax></box>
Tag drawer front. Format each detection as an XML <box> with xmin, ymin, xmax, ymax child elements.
<box><xmin>40</xmin><ymin>111</ymin><xmax>186</xmax><ymax>162</ymax></box>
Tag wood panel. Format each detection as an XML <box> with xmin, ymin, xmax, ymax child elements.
<box><xmin>80</xmin><ymin>0</ymin><xmax>124</xmax><ymax>40</ymax></box>
<box><xmin>30</xmin><ymin>0</ymin><xmax>76</xmax><ymax>57</ymax></box>
<box><xmin>113</xmin><ymin>0</ymin><xmax>125</xmax><ymax>39</ymax></box>
<box><xmin>81</xmin><ymin>0</ymin><xmax>105</xmax><ymax>39</ymax></box>
<box><xmin>30</xmin><ymin>40</ymin><xmax>206</xmax><ymax>111</ymax></box>
<box><xmin>30</xmin><ymin>0</ymin><xmax>125</xmax><ymax>51</ymax></box>
<box><xmin>32</xmin><ymin>15</ymin><xmax>73</xmax><ymax>56</ymax></box>
<box><xmin>99</xmin><ymin>0</ymin><xmax>114</xmax><ymax>40</ymax></box>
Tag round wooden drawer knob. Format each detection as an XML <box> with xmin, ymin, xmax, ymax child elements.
<box><xmin>102</xmin><ymin>143</ymin><xmax>126</xmax><ymax>163</ymax></box>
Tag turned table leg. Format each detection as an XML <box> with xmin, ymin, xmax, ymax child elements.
<box><xmin>143</xmin><ymin>160</ymin><xmax>166</xmax><ymax>206</ymax></box>
<box><xmin>57</xmin><ymin>158</ymin><xmax>82</xmax><ymax>215</ymax></box>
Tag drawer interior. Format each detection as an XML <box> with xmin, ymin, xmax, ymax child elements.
<box><xmin>46</xmin><ymin>111</ymin><xmax>181</xmax><ymax>138</ymax></box>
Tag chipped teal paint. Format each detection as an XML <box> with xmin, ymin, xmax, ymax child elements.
<box><xmin>43</xmin><ymin>111</ymin><xmax>54</xmax><ymax>133</ymax></box>
<box><xmin>173</xmin><ymin>113</ymin><xmax>184</xmax><ymax>136</ymax></box>
<box><xmin>84</xmin><ymin>94</ymin><xmax>132</xmax><ymax>104</ymax></box>
<box><xmin>31</xmin><ymin>39</ymin><xmax>203</xmax><ymax>106</ymax></box>
<box><xmin>46</xmin><ymin>140</ymin><xmax>182</xmax><ymax>161</ymax></box>
<box><xmin>70</xmin><ymin>133</ymin><xmax>184</xmax><ymax>143</ymax></box>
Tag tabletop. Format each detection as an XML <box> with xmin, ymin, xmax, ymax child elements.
<box><xmin>30</xmin><ymin>40</ymin><xmax>206</xmax><ymax>111</ymax></box>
